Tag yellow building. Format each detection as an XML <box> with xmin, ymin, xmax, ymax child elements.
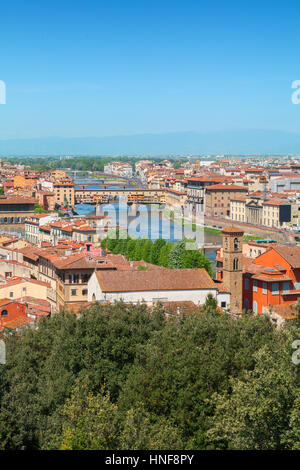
<box><xmin>54</xmin><ymin>177</ymin><xmax>75</xmax><ymax>207</ymax></box>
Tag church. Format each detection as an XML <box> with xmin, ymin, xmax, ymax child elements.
<box><xmin>216</xmin><ymin>226</ymin><xmax>300</xmax><ymax>323</ymax></box>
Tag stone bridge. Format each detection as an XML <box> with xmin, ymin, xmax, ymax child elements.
<box><xmin>75</xmin><ymin>188</ymin><xmax>166</xmax><ymax>205</ymax></box>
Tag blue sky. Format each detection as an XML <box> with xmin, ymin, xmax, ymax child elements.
<box><xmin>1</xmin><ymin>0</ymin><xmax>300</xmax><ymax>140</ymax></box>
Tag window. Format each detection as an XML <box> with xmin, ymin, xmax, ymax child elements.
<box><xmin>82</xmin><ymin>289</ymin><xmax>88</xmax><ymax>295</ymax></box>
<box><xmin>1</xmin><ymin>310</ymin><xmax>8</xmax><ymax>316</ymax></box>
<box><xmin>233</xmin><ymin>258</ymin><xmax>239</xmax><ymax>270</ymax></box>
<box><xmin>272</xmin><ymin>282</ymin><xmax>279</xmax><ymax>295</ymax></box>
<box><xmin>71</xmin><ymin>289</ymin><xmax>77</xmax><ymax>296</ymax></box>
<box><xmin>253</xmin><ymin>280</ymin><xmax>257</xmax><ymax>292</ymax></box>
<box><xmin>283</xmin><ymin>281</ymin><xmax>290</xmax><ymax>293</ymax></box>
<box><xmin>234</xmin><ymin>238</ymin><xmax>239</xmax><ymax>251</ymax></box>
<box><xmin>221</xmin><ymin>301</ymin><xmax>226</xmax><ymax>308</ymax></box>
<box><xmin>262</xmin><ymin>282</ymin><xmax>267</xmax><ymax>294</ymax></box>
<box><xmin>9</xmin><ymin>292</ymin><xmax>13</xmax><ymax>298</ymax></box>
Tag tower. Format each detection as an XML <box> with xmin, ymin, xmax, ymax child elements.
<box><xmin>222</xmin><ymin>226</ymin><xmax>244</xmax><ymax>314</ymax></box>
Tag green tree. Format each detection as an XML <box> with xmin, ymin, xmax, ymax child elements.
<box><xmin>158</xmin><ymin>242</ymin><xmax>172</xmax><ymax>267</ymax></box>
<box><xmin>181</xmin><ymin>249</ymin><xmax>212</xmax><ymax>276</ymax></box>
<box><xmin>126</xmin><ymin>239</ymin><xmax>137</xmax><ymax>260</ymax></box>
<box><xmin>119</xmin><ymin>407</ymin><xmax>184</xmax><ymax>450</ymax></box>
<box><xmin>59</xmin><ymin>382</ymin><xmax>121</xmax><ymax>450</ymax></box>
<box><xmin>206</xmin><ymin>342</ymin><xmax>299</xmax><ymax>450</ymax></box>
<box><xmin>141</xmin><ymin>239</ymin><xmax>153</xmax><ymax>263</ymax></box>
<box><xmin>200</xmin><ymin>293</ymin><xmax>218</xmax><ymax>315</ymax></box>
<box><xmin>34</xmin><ymin>204</ymin><xmax>47</xmax><ymax>214</ymax></box>
<box><xmin>150</xmin><ymin>239</ymin><xmax>166</xmax><ymax>265</ymax></box>
<box><xmin>168</xmin><ymin>240</ymin><xmax>185</xmax><ymax>269</ymax></box>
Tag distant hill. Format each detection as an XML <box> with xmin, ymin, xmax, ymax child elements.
<box><xmin>1</xmin><ymin>130</ymin><xmax>300</xmax><ymax>156</ymax></box>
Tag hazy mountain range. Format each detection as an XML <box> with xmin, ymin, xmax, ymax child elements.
<box><xmin>1</xmin><ymin>130</ymin><xmax>300</xmax><ymax>156</ymax></box>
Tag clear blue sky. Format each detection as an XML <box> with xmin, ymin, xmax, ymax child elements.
<box><xmin>1</xmin><ymin>0</ymin><xmax>300</xmax><ymax>139</ymax></box>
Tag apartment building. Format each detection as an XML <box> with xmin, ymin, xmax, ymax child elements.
<box><xmin>53</xmin><ymin>177</ymin><xmax>75</xmax><ymax>207</ymax></box>
<box><xmin>186</xmin><ymin>176</ymin><xmax>234</xmax><ymax>216</ymax></box>
<box><xmin>262</xmin><ymin>200</ymin><xmax>291</xmax><ymax>228</ymax></box>
<box><xmin>25</xmin><ymin>213</ymin><xmax>59</xmax><ymax>245</ymax></box>
<box><xmin>0</xmin><ymin>196</ymin><xmax>37</xmax><ymax>233</ymax></box>
<box><xmin>205</xmin><ymin>184</ymin><xmax>248</xmax><ymax>218</ymax></box>
<box><xmin>104</xmin><ymin>161</ymin><xmax>133</xmax><ymax>178</ymax></box>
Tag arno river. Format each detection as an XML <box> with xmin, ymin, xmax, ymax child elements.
<box><xmin>73</xmin><ymin>177</ymin><xmax>221</xmax><ymax>262</ymax></box>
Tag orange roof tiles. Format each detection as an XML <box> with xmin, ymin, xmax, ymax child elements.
<box><xmin>96</xmin><ymin>268</ymin><xmax>216</xmax><ymax>292</ymax></box>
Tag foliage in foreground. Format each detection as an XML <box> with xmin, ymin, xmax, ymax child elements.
<box><xmin>0</xmin><ymin>300</ymin><xmax>300</xmax><ymax>450</ymax></box>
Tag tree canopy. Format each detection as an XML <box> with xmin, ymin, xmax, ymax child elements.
<box><xmin>0</xmin><ymin>301</ymin><xmax>300</xmax><ymax>450</ymax></box>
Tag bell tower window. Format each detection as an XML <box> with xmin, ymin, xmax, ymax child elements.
<box><xmin>234</xmin><ymin>237</ymin><xmax>239</xmax><ymax>251</ymax></box>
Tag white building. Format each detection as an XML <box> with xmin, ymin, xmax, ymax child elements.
<box><xmin>88</xmin><ymin>268</ymin><xmax>230</xmax><ymax>309</ymax></box>
<box><xmin>25</xmin><ymin>213</ymin><xmax>59</xmax><ymax>245</ymax></box>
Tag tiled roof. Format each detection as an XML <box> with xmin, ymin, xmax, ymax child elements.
<box><xmin>271</xmin><ymin>304</ymin><xmax>297</xmax><ymax>320</ymax></box>
<box><xmin>206</xmin><ymin>184</ymin><xmax>248</xmax><ymax>191</ymax></box>
<box><xmin>2</xmin><ymin>316</ymin><xmax>34</xmax><ymax>330</ymax></box>
<box><xmin>160</xmin><ymin>301</ymin><xmax>199</xmax><ymax>315</ymax></box>
<box><xmin>272</xmin><ymin>245</ymin><xmax>300</xmax><ymax>268</ymax></box>
<box><xmin>96</xmin><ymin>268</ymin><xmax>216</xmax><ymax>292</ymax></box>
<box><xmin>263</xmin><ymin>199</ymin><xmax>290</xmax><ymax>206</ymax></box>
<box><xmin>251</xmin><ymin>274</ymin><xmax>292</xmax><ymax>282</ymax></box>
<box><xmin>222</xmin><ymin>226</ymin><xmax>244</xmax><ymax>234</ymax></box>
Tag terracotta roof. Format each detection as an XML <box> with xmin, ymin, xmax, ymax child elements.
<box><xmin>213</xmin><ymin>281</ymin><xmax>230</xmax><ymax>292</ymax></box>
<box><xmin>272</xmin><ymin>245</ymin><xmax>300</xmax><ymax>268</ymax></box>
<box><xmin>231</xmin><ymin>197</ymin><xmax>247</xmax><ymax>202</ymax></box>
<box><xmin>64</xmin><ymin>302</ymin><xmax>93</xmax><ymax>314</ymax></box>
<box><xmin>0</xmin><ymin>196</ymin><xmax>37</xmax><ymax>204</ymax></box>
<box><xmin>95</xmin><ymin>268</ymin><xmax>216</xmax><ymax>292</ymax></box>
<box><xmin>271</xmin><ymin>304</ymin><xmax>297</xmax><ymax>320</ymax></box>
<box><xmin>0</xmin><ymin>298</ymin><xmax>12</xmax><ymax>307</ymax></box>
<box><xmin>252</xmin><ymin>273</ymin><xmax>292</xmax><ymax>282</ymax></box>
<box><xmin>0</xmin><ymin>277</ymin><xmax>50</xmax><ymax>288</ymax></box>
<box><xmin>263</xmin><ymin>199</ymin><xmax>290</xmax><ymax>206</ymax></box>
<box><xmin>160</xmin><ymin>301</ymin><xmax>199</xmax><ymax>315</ymax></box>
<box><xmin>2</xmin><ymin>316</ymin><xmax>34</xmax><ymax>330</ymax></box>
<box><xmin>206</xmin><ymin>184</ymin><xmax>248</xmax><ymax>191</ymax></box>
<box><xmin>222</xmin><ymin>226</ymin><xmax>244</xmax><ymax>234</ymax></box>
<box><xmin>187</xmin><ymin>177</ymin><xmax>233</xmax><ymax>183</ymax></box>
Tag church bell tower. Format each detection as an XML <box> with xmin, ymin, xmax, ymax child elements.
<box><xmin>222</xmin><ymin>226</ymin><xmax>244</xmax><ymax>314</ymax></box>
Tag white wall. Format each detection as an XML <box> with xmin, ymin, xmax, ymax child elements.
<box><xmin>216</xmin><ymin>291</ymin><xmax>230</xmax><ymax>309</ymax></box>
<box><xmin>88</xmin><ymin>272</ymin><xmax>103</xmax><ymax>301</ymax></box>
<box><xmin>88</xmin><ymin>272</ymin><xmax>229</xmax><ymax>307</ymax></box>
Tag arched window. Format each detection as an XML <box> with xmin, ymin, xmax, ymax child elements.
<box><xmin>224</xmin><ymin>237</ymin><xmax>228</xmax><ymax>250</ymax></box>
<box><xmin>233</xmin><ymin>258</ymin><xmax>239</xmax><ymax>270</ymax></box>
<box><xmin>1</xmin><ymin>310</ymin><xmax>8</xmax><ymax>316</ymax></box>
<box><xmin>234</xmin><ymin>237</ymin><xmax>239</xmax><ymax>251</ymax></box>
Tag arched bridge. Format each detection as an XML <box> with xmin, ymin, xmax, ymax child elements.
<box><xmin>75</xmin><ymin>188</ymin><xmax>166</xmax><ymax>205</ymax></box>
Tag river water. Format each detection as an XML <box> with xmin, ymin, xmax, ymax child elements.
<box><xmin>73</xmin><ymin>176</ymin><xmax>221</xmax><ymax>260</ymax></box>
<box><xmin>75</xmin><ymin>202</ymin><xmax>221</xmax><ymax>262</ymax></box>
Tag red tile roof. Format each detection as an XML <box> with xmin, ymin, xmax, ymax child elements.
<box><xmin>96</xmin><ymin>268</ymin><xmax>216</xmax><ymax>292</ymax></box>
<box><xmin>206</xmin><ymin>184</ymin><xmax>248</xmax><ymax>191</ymax></box>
